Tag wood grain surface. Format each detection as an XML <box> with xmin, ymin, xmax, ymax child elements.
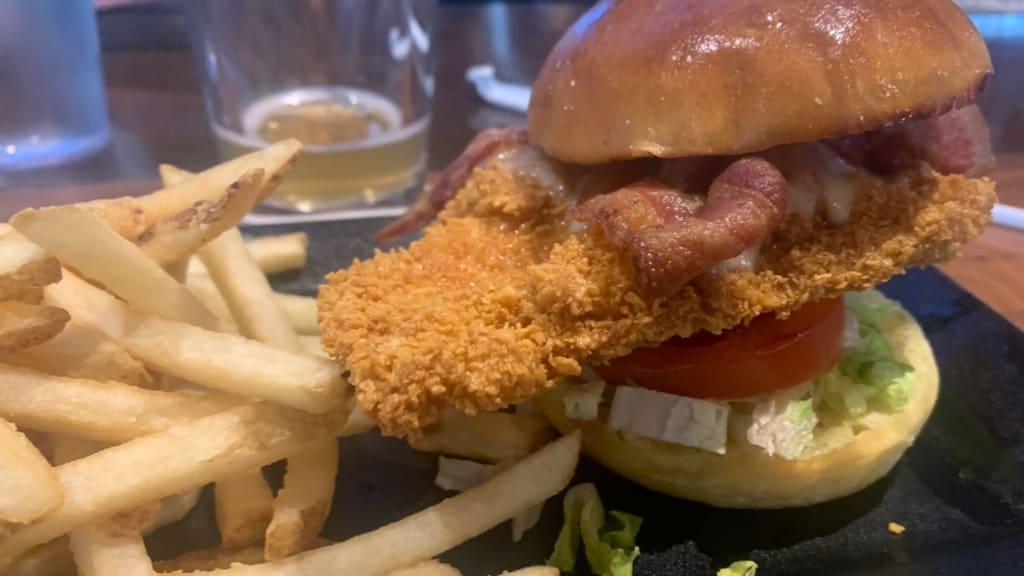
<box><xmin>0</xmin><ymin>3</ymin><xmax>1021</xmax><ymax>330</ymax></box>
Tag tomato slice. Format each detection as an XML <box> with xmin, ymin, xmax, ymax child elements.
<box><xmin>594</xmin><ymin>298</ymin><xmax>845</xmax><ymax>399</ymax></box>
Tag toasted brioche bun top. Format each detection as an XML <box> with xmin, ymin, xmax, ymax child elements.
<box><xmin>528</xmin><ymin>0</ymin><xmax>991</xmax><ymax>164</ymax></box>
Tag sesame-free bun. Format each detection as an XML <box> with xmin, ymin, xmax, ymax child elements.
<box><xmin>528</xmin><ymin>0</ymin><xmax>991</xmax><ymax>164</ymax></box>
<box><xmin>536</xmin><ymin>291</ymin><xmax>939</xmax><ymax>508</ymax></box>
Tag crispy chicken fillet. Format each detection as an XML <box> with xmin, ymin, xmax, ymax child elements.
<box><xmin>318</xmin><ymin>165</ymin><xmax>995</xmax><ymax>436</ymax></box>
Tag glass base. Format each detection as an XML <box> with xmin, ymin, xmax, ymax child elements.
<box><xmin>0</xmin><ymin>129</ymin><xmax>110</xmax><ymax>171</ymax></box>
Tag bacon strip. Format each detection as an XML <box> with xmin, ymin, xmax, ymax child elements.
<box><xmin>826</xmin><ymin>104</ymin><xmax>994</xmax><ymax>178</ymax></box>
<box><xmin>377</xmin><ymin>126</ymin><xmax>528</xmax><ymax>243</ymax></box>
<box><xmin>576</xmin><ymin>157</ymin><xmax>788</xmax><ymax>297</ymax></box>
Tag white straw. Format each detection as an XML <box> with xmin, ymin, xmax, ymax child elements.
<box><xmin>992</xmin><ymin>203</ymin><xmax>1024</xmax><ymax>232</ymax></box>
<box><xmin>465</xmin><ymin>64</ymin><xmax>531</xmax><ymax>114</ymax></box>
<box><xmin>242</xmin><ymin>205</ymin><xmax>407</xmax><ymax>227</ymax></box>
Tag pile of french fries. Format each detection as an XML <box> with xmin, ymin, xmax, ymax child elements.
<box><xmin>0</xmin><ymin>140</ymin><xmax>577</xmax><ymax>576</ymax></box>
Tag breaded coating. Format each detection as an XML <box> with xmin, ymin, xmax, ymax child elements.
<box><xmin>318</xmin><ymin>165</ymin><xmax>995</xmax><ymax>436</ymax></box>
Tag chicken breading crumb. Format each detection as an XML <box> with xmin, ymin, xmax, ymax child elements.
<box><xmin>318</xmin><ymin>164</ymin><xmax>995</xmax><ymax>436</ymax></box>
<box><xmin>888</xmin><ymin>522</ymin><xmax>906</xmax><ymax>535</ymax></box>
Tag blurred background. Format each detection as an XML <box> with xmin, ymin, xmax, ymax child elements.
<box><xmin>0</xmin><ymin>0</ymin><xmax>1017</xmax><ymax>204</ymax></box>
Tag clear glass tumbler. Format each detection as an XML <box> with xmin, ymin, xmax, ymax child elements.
<box><xmin>0</xmin><ymin>0</ymin><xmax>110</xmax><ymax>171</ymax></box>
<box><xmin>186</xmin><ymin>0</ymin><xmax>438</xmax><ymax>213</ymax></box>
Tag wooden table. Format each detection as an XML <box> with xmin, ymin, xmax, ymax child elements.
<box><xmin>1</xmin><ymin>2</ymin><xmax>1021</xmax><ymax>329</ymax></box>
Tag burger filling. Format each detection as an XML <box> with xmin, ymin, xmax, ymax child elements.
<box><xmin>558</xmin><ymin>290</ymin><xmax>913</xmax><ymax>460</ymax></box>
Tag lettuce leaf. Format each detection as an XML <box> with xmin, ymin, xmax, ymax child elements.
<box><xmin>717</xmin><ymin>560</ymin><xmax>759</xmax><ymax>576</ymax></box>
<box><xmin>835</xmin><ymin>292</ymin><xmax>915</xmax><ymax>412</ymax></box>
<box><xmin>747</xmin><ymin>385</ymin><xmax>817</xmax><ymax>460</ymax></box>
<box><xmin>548</xmin><ymin>484</ymin><xmax>642</xmax><ymax>576</ymax></box>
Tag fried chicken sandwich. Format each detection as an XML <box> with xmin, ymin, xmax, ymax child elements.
<box><xmin>319</xmin><ymin>0</ymin><xmax>997</xmax><ymax>507</ymax></box>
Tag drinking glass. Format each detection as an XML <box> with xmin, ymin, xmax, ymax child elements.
<box><xmin>186</xmin><ymin>0</ymin><xmax>438</xmax><ymax>213</ymax></box>
<box><xmin>0</xmin><ymin>0</ymin><xmax>110</xmax><ymax>171</ymax></box>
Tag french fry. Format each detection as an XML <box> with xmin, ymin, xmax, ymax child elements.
<box><xmin>145</xmin><ymin>140</ymin><xmax>300</xmax><ymax>219</ymax></box>
<box><xmin>187</xmin><ymin>275</ymin><xmax>315</xmax><ymax>335</ymax></box>
<box><xmin>12</xmin><ymin>206</ymin><xmax>226</xmax><ymax>330</ymax></box>
<box><xmin>0</xmin><ymin>234</ymin><xmax>61</xmax><ymax>298</ymax></box>
<box><xmin>191</xmin><ymin>207</ymin><xmax>334</xmax><ymax>557</ymax></box>
<box><xmin>136</xmin><ymin>171</ymin><xmax>264</xmax><ymax>267</ymax></box>
<box><xmin>0</xmin><ymin>402</ymin><xmax>349</xmax><ymax>566</ymax></box>
<box><xmin>68</xmin><ymin>522</ymin><xmax>155</xmax><ymax>576</ymax></box>
<box><xmin>75</xmin><ymin>196</ymin><xmax>148</xmax><ymax>241</ymax></box>
<box><xmin>147</xmin><ymin>489</ymin><xmax>202</xmax><ymax>535</ymax></box>
<box><xmin>6</xmin><ymin>536</ymin><xmax>75</xmax><ymax>576</ymax></box>
<box><xmin>275</xmin><ymin>292</ymin><xmax>318</xmax><ymax>335</ymax></box>
<box><xmin>389</xmin><ymin>559</ymin><xmax>462</xmax><ymax>575</ymax></box>
<box><xmin>298</xmin><ymin>335</ymin><xmax>325</xmax><ymax>357</ymax></box>
<box><xmin>0</xmin><ymin>301</ymin><xmax>70</xmax><ymax>351</ymax></box>
<box><xmin>154</xmin><ymin>544</ymin><xmax>267</xmax><ymax>572</ymax></box>
<box><xmin>53</xmin><ymin>436</ymin><xmax>158</xmax><ymax>576</ymax></box>
<box><xmin>45</xmin><ymin>273</ymin><xmax>345</xmax><ymax>413</ymax></box>
<box><xmin>0</xmin><ymin>322</ymin><xmax>155</xmax><ymax>389</ymax></box>
<box><xmin>264</xmin><ymin>439</ymin><xmax>338</xmax><ymax>561</ymax></box>
<box><xmin>187</xmin><ymin>233</ymin><xmax>310</xmax><ymax>277</ymax></box>
<box><xmin>184</xmin><ymin>275</ymin><xmax>239</xmax><ymax>328</ymax></box>
<box><xmin>240</xmin><ymin>232</ymin><xmax>309</xmax><ymax>275</ymax></box>
<box><xmin>0</xmin><ymin>363</ymin><xmax>230</xmax><ymax>443</ymax></box>
<box><xmin>152</xmin><ymin>539</ymin><xmax>334</xmax><ymax>572</ymax></box>
<box><xmin>409</xmin><ymin>411</ymin><xmax>555</xmax><ymax>463</ymax></box>
<box><xmin>157</xmin><ymin>432</ymin><xmax>580</xmax><ymax>576</ymax></box>
<box><xmin>187</xmin><ymin>198</ymin><xmax>335</xmax><ymax>558</ymax></box>
<box><xmin>159</xmin><ymin>167</ymin><xmax>289</xmax><ymax>550</ymax></box>
<box><xmin>215</xmin><ymin>471</ymin><xmax>275</xmax><ymax>549</ymax></box>
<box><xmin>497</xmin><ymin>568</ymin><xmax>559</xmax><ymax>576</ymax></box>
<box><xmin>198</xmin><ymin>229</ymin><xmax>301</xmax><ymax>350</ymax></box>
<box><xmin>0</xmin><ymin>417</ymin><xmax>63</xmax><ymax>523</ymax></box>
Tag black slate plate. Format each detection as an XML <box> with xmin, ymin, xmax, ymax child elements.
<box><xmin>147</xmin><ymin>218</ymin><xmax>1024</xmax><ymax>575</ymax></box>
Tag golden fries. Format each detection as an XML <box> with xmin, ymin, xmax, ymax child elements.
<box><xmin>0</xmin><ymin>363</ymin><xmax>230</xmax><ymax>443</ymax></box>
<box><xmin>68</xmin><ymin>522</ymin><xmax>155</xmax><ymax>576</ymax></box>
<box><xmin>0</xmin><ymin>322</ymin><xmax>154</xmax><ymax>388</ymax></box>
<box><xmin>136</xmin><ymin>170</ymin><xmax>264</xmax><ymax>267</ymax></box>
<box><xmin>187</xmin><ymin>232</ymin><xmax>309</xmax><ymax>277</ymax></box>
<box><xmin>497</xmin><ymin>567</ymin><xmax>559</xmax><ymax>576</ymax></box>
<box><xmin>0</xmin><ymin>403</ymin><xmax>349</xmax><ymax>566</ymax></box>
<box><xmin>215</xmin><ymin>471</ymin><xmax>275</xmax><ymax>549</ymax></box>
<box><xmin>6</xmin><ymin>536</ymin><xmax>75</xmax><ymax>576</ymax></box>
<box><xmin>390</xmin><ymin>561</ymin><xmax>463</xmax><ymax>576</ymax></box>
<box><xmin>0</xmin><ymin>143</ymin><xmax>588</xmax><ymax>576</ymax></box>
<box><xmin>12</xmin><ymin>206</ymin><xmax>226</xmax><ymax>330</ymax></box>
<box><xmin>410</xmin><ymin>411</ymin><xmax>556</xmax><ymax>463</ymax></box>
<box><xmin>156</xmin><ymin>433</ymin><xmax>580</xmax><ymax>576</ymax></box>
<box><xmin>0</xmin><ymin>301</ymin><xmax>70</xmax><ymax>351</ymax></box>
<box><xmin>46</xmin><ymin>273</ymin><xmax>345</xmax><ymax>413</ymax></box>
<box><xmin>274</xmin><ymin>292</ymin><xmax>318</xmax><ymax>335</ymax></box>
<box><xmin>53</xmin><ymin>436</ymin><xmax>157</xmax><ymax>576</ymax></box>
<box><xmin>146</xmin><ymin>140</ymin><xmax>300</xmax><ymax>219</ymax></box>
<box><xmin>159</xmin><ymin>164</ymin><xmax>280</xmax><ymax>551</ymax></box>
<box><xmin>264</xmin><ymin>439</ymin><xmax>339</xmax><ymax>561</ymax></box>
<box><xmin>199</xmin><ymin>228</ymin><xmax>301</xmax><ymax>349</ymax></box>
<box><xmin>0</xmin><ymin>417</ymin><xmax>63</xmax><ymax>523</ymax></box>
<box><xmin>240</xmin><ymin>232</ymin><xmax>309</xmax><ymax>275</ymax></box>
<box><xmin>0</xmin><ymin>234</ymin><xmax>61</xmax><ymax>299</ymax></box>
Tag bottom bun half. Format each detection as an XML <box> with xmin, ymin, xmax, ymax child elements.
<box><xmin>536</xmin><ymin>291</ymin><xmax>939</xmax><ymax>508</ymax></box>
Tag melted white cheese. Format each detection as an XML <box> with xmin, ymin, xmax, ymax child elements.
<box><xmin>607</xmin><ymin>386</ymin><xmax>730</xmax><ymax>454</ymax></box>
<box><xmin>775</xmin><ymin>143</ymin><xmax>860</xmax><ymax>225</ymax></box>
<box><xmin>712</xmin><ymin>244</ymin><xmax>761</xmax><ymax>273</ymax></box>
<box><xmin>494</xmin><ymin>146</ymin><xmax>573</xmax><ymax>199</ymax></box>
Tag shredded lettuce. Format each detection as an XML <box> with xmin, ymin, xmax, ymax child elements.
<box><xmin>747</xmin><ymin>385</ymin><xmax>817</xmax><ymax>460</ymax></box>
<box><xmin>564</xmin><ymin>380</ymin><xmax>606</xmax><ymax>420</ymax></box>
<box><xmin>435</xmin><ymin>456</ymin><xmax>544</xmax><ymax>542</ymax></box>
<box><xmin>819</xmin><ymin>292</ymin><xmax>915</xmax><ymax>415</ymax></box>
<box><xmin>548</xmin><ymin>484</ymin><xmax>642</xmax><ymax>576</ymax></box>
<box><xmin>717</xmin><ymin>560</ymin><xmax>759</xmax><ymax>576</ymax></box>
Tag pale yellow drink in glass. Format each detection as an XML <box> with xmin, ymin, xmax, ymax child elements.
<box><xmin>213</xmin><ymin>86</ymin><xmax>428</xmax><ymax>212</ymax></box>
